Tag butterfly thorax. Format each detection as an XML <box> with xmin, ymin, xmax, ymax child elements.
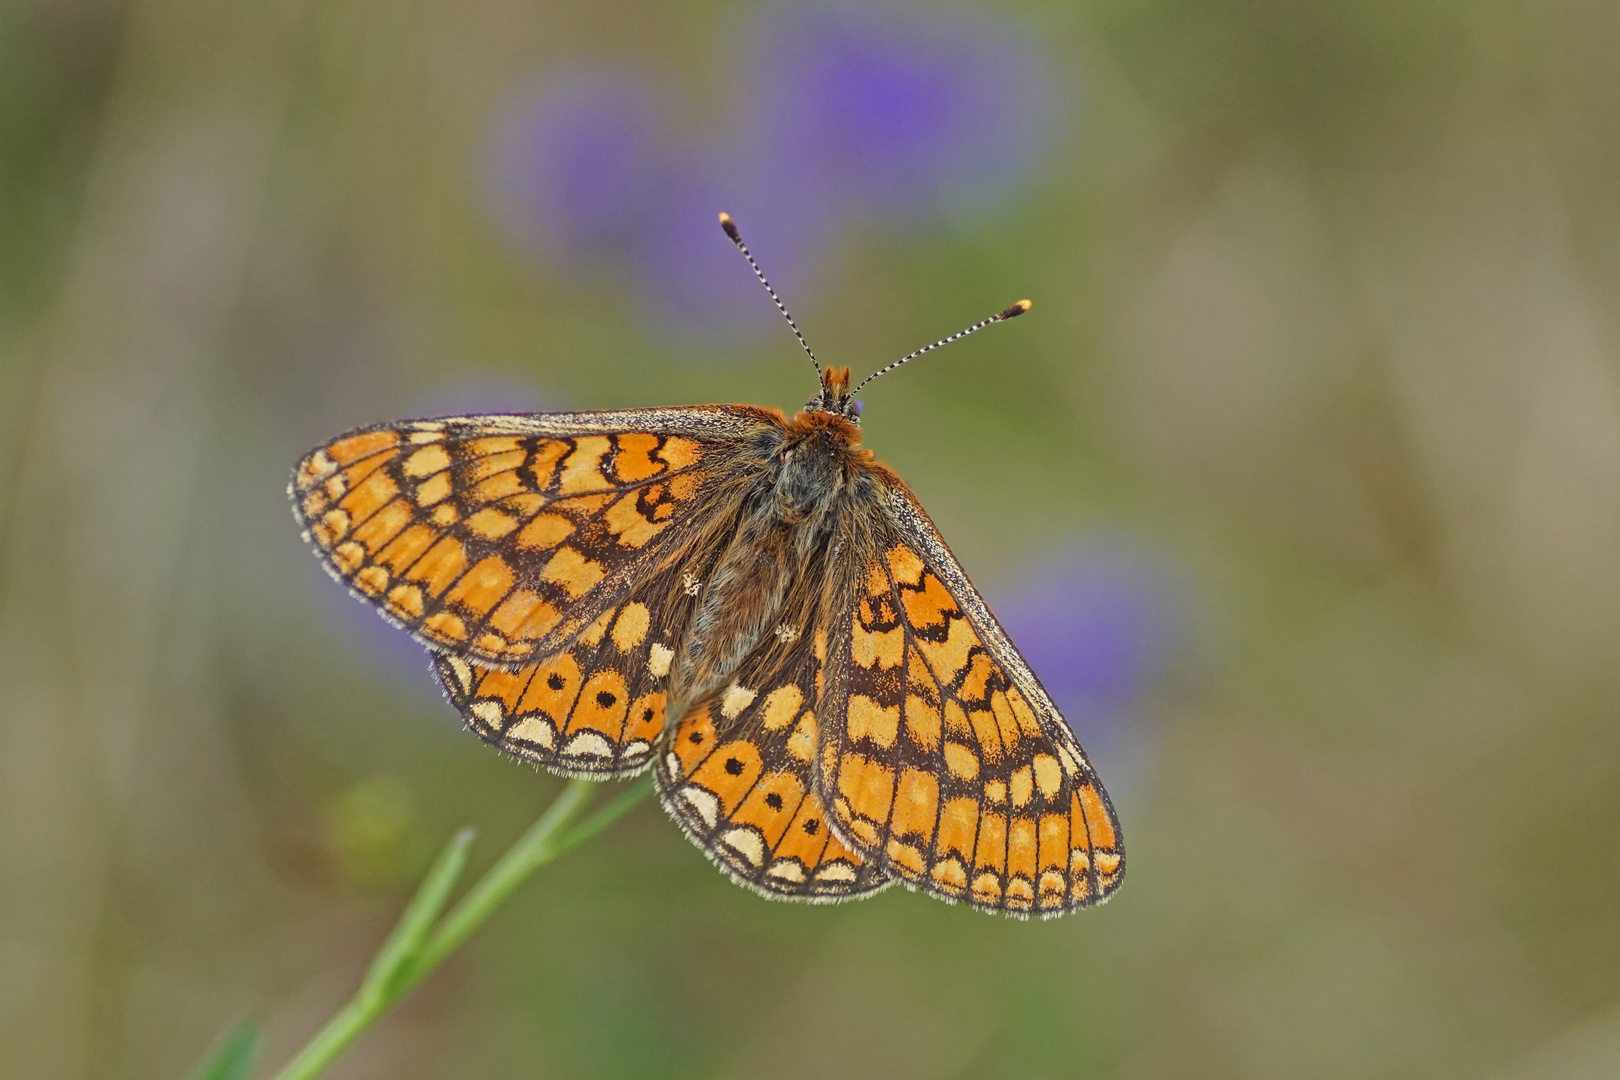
<box><xmin>774</xmin><ymin>412</ymin><xmax>870</xmax><ymax>515</ymax></box>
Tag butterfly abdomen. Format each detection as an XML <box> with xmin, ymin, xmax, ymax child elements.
<box><xmin>676</xmin><ymin>510</ymin><xmax>804</xmax><ymax>702</ymax></box>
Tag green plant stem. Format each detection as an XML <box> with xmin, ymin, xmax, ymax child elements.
<box><xmin>265</xmin><ymin>775</ymin><xmax>653</xmax><ymax>1080</ymax></box>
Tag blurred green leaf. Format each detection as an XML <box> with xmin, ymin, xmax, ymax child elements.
<box><xmin>185</xmin><ymin>1020</ymin><xmax>262</xmax><ymax>1080</ymax></box>
<box><xmin>360</xmin><ymin>826</ymin><xmax>475</xmax><ymax>1000</ymax></box>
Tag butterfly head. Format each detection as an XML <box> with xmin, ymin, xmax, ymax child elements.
<box><xmin>807</xmin><ymin>365</ymin><xmax>860</xmax><ymax>421</ymax></box>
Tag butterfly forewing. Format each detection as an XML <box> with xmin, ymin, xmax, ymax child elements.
<box><xmin>817</xmin><ymin>481</ymin><xmax>1124</xmax><ymax>918</ymax></box>
<box><xmin>656</xmin><ymin>622</ymin><xmax>891</xmax><ymax>902</ymax></box>
<box><xmin>290</xmin><ymin>408</ymin><xmax>773</xmax><ymax>666</ymax></box>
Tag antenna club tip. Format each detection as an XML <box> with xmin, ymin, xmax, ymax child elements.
<box><xmin>718</xmin><ymin>212</ymin><xmax>740</xmax><ymax>240</ymax></box>
<box><xmin>999</xmin><ymin>299</ymin><xmax>1033</xmax><ymax>320</ymax></box>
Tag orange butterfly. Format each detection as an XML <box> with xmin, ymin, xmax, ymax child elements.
<box><xmin>291</xmin><ymin>214</ymin><xmax>1123</xmax><ymax>917</ymax></box>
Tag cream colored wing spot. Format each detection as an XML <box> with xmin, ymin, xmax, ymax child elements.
<box><xmin>647</xmin><ymin>644</ymin><xmax>674</xmax><ymax>678</ymax></box>
<box><xmin>721</xmin><ymin>827</ymin><xmax>767</xmax><ymax>868</ymax></box>
<box><xmin>311</xmin><ymin>509</ymin><xmax>350</xmax><ymax>547</ymax></box>
<box><xmin>441</xmin><ymin>654</ymin><xmax>473</xmax><ymax>693</ymax></box>
<box><xmin>296</xmin><ymin>449</ymin><xmax>336</xmax><ymax>488</ymax></box>
<box><xmin>402</xmin><ymin>444</ymin><xmax>450</xmax><ymax>478</ymax></box>
<box><xmin>720</xmin><ymin>684</ymin><xmax>757</xmax><ymax>719</ymax></box>
<box><xmin>561</xmin><ymin>731</ymin><xmax>614</xmax><ymax>759</ymax></box>
<box><xmin>680</xmin><ymin>786</ymin><xmax>721</xmax><ymax>829</ymax></box>
<box><xmin>508</xmin><ymin>715</ymin><xmax>557</xmax><ymax>749</ymax></box>
<box><xmin>354</xmin><ymin>565</ymin><xmax>389</xmax><ymax>596</ymax></box>
<box><xmin>332</xmin><ymin>541</ymin><xmax>366</xmax><ymax>574</ymax></box>
<box><xmin>469</xmin><ymin>701</ymin><xmax>504</xmax><ymax>730</ymax></box>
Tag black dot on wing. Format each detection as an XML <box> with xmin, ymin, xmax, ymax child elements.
<box><xmin>803</xmin><ymin>818</ymin><xmax>819</xmax><ymax>835</ymax></box>
<box><xmin>688</xmin><ymin>731</ymin><xmax>703</xmax><ymax>744</ymax></box>
<box><xmin>547</xmin><ymin>673</ymin><xmax>565</xmax><ymax>691</ymax></box>
<box><xmin>765</xmin><ymin>792</ymin><xmax>784</xmax><ymax>810</ymax></box>
<box><xmin>642</xmin><ymin>707</ymin><xmax>654</xmax><ymax>721</ymax></box>
<box><xmin>724</xmin><ymin>757</ymin><xmax>744</xmax><ymax>776</ymax></box>
<box><xmin>595</xmin><ymin>690</ymin><xmax>617</xmax><ymax>708</ymax></box>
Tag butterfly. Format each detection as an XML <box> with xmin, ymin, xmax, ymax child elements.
<box><xmin>290</xmin><ymin>213</ymin><xmax>1123</xmax><ymax>917</ymax></box>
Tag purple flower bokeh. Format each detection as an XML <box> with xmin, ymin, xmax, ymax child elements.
<box><xmin>991</xmin><ymin>544</ymin><xmax>1188</xmax><ymax>802</ymax></box>
<box><xmin>487</xmin><ymin>68</ymin><xmax>665</xmax><ymax>261</ymax></box>
<box><xmin>744</xmin><ymin>7</ymin><xmax>1059</xmax><ymax>221</ymax></box>
<box><xmin>483</xmin><ymin>5</ymin><xmax>1062</xmax><ymax>341</ymax></box>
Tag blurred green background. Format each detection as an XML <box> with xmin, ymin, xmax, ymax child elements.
<box><xmin>5</xmin><ymin>1</ymin><xmax>1620</xmax><ymax>1077</ymax></box>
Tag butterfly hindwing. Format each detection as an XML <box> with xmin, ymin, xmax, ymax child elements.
<box><xmin>817</xmin><ymin>481</ymin><xmax>1125</xmax><ymax>918</ymax></box>
<box><xmin>656</xmin><ymin>624</ymin><xmax>892</xmax><ymax>902</ymax></box>
<box><xmin>433</xmin><ymin>559</ymin><xmax>704</xmax><ymax>777</ymax></box>
<box><xmin>290</xmin><ymin>408</ymin><xmax>774</xmax><ymax>666</ymax></box>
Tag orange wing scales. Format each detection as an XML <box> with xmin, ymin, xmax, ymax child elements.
<box><xmin>291</xmin><ymin>420</ymin><xmax>713</xmax><ymax>665</ymax></box>
<box><xmin>655</xmin><ymin>646</ymin><xmax>891</xmax><ymax>903</ymax></box>
<box><xmin>823</xmin><ymin>539</ymin><xmax>1124</xmax><ymax>917</ymax></box>
<box><xmin>433</xmin><ymin>563</ymin><xmax>702</xmax><ymax>777</ymax></box>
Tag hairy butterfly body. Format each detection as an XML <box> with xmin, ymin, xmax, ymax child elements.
<box><xmin>291</xmin><ymin>216</ymin><xmax>1123</xmax><ymax>917</ymax></box>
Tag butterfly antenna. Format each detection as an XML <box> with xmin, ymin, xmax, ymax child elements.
<box><xmin>718</xmin><ymin>212</ymin><xmax>820</xmax><ymax>378</ymax></box>
<box><xmin>851</xmin><ymin>299</ymin><xmax>1033</xmax><ymax>396</ymax></box>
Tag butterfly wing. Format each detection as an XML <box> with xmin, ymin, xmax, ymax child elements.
<box><xmin>433</xmin><ymin>555</ymin><xmax>710</xmax><ymax>777</ymax></box>
<box><xmin>290</xmin><ymin>407</ymin><xmax>774</xmax><ymax>667</ymax></box>
<box><xmin>656</xmin><ymin>624</ymin><xmax>892</xmax><ymax>903</ymax></box>
<box><xmin>818</xmin><ymin>476</ymin><xmax>1125</xmax><ymax>918</ymax></box>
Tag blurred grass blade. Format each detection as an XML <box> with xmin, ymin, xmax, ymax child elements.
<box><xmin>554</xmin><ymin>773</ymin><xmax>653</xmax><ymax>856</ymax></box>
<box><xmin>360</xmin><ymin>826</ymin><xmax>476</xmax><ymax>1000</ymax></box>
<box><xmin>185</xmin><ymin>1020</ymin><xmax>261</xmax><ymax>1080</ymax></box>
<box><xmin>400</xmin><ymin>779</ymin><xmax>597</xmax><ymax>985</ymax></box>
